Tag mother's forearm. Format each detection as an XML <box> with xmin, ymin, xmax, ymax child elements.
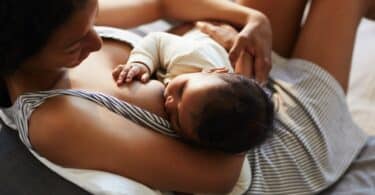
<box><xmin>160</xmin><ymin>0</ymin><xmax>262</xmax><ymax>28</ymax></box>
<box><xmin>97</xmin><ymin>0</ymin><xmax>263</xmax><ymax>29</ymax></box>
<box><xmin>97</xmin><ymin>0</ymin><xmax>163</xmax><ymax>28</ymax></box>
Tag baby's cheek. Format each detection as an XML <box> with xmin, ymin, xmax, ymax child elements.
<box><xmin>177</xmin><ymin>114</ymin><xmax>200</xmax><ymax>143</ymax></box>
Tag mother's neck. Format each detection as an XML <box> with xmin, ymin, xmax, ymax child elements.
<box><xmin>4</xmin><ymin>68</ymin><xmax>67</xmax><ymax>103</ymax></box>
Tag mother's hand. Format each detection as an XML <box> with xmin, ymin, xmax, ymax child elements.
<box><xmin>196</xmin><ymin>13</ymin><xmax>272</xmax><ymax>85</ymax></box>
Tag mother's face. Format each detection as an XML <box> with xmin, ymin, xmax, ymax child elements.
<box><xmin>24</xmin><ymin>0</ymin><xmax>102</xmax><ymax>71</ymax></box>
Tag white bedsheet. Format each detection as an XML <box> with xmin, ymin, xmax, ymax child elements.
<box><xmin>31</xmin><ymin>151</ymin><xmax>166</xmax><ymax>195</ymax></box>
<box><xmin>30</xmin><ymin>149</ymin><xmax>250</xmax><ymax>195</ymax></box>
<box><xmin>348</xmin><ymin>19</ymin><xmax>375</xmax><ymax>135</ymax></box>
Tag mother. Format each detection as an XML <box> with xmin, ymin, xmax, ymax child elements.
<box><xmin>0</xmin><ymin>0</ymin><xmax>372</xmax><ymax>194</ymax></box>
<box><xmin>0</xmin><ymin>0</ymin><xmax>270</xmax><ymax>193</ymax></box>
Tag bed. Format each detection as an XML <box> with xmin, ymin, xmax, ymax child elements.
<box><xmin>1</xmin><ymin>19</ymin><xmax>374</xmax><ymax>194</ymax></box>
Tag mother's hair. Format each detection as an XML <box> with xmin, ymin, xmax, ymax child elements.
<box><xmin>0</xmin><ymin>0</ymin><xmax>88</xmax><ymax>107</ymax></box>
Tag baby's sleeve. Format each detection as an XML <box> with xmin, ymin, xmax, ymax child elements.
<box><xmin>127</xmin><ymin>32</ymin><xmax>185</xmax><ymax>74</ymax></box>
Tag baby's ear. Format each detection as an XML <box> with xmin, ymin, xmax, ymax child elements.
<box><xmin>164</xmin><ymin>79</ymin><xmax>171</xmax><ymax>86</ymax></box>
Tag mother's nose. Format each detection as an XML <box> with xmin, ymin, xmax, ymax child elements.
<box><xmin>84</xmin><ymin>29</ymin><xmax>103</xmax><ymax>52</ymax></box>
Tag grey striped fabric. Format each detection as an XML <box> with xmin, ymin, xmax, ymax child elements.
<box><xmin>243</xmin><ymin>56</ymin><xmax>368</xmax><ymax>194</ymax></box>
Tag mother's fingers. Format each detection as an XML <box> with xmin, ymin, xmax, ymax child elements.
<box><xmin>235</xmin><ymin>51</ymin><xmax>254</xmax><ymax>78</ymax></box>
<box><xmin>252</xmin><ymin>42</ymin><xmax>272</xmax><ymax>85</ymax></box>
<box><xmin>254</xmin><ymin>55</ymin><xmax>269</xmax><ymax>85</ymax></box>
<box><xmin>229</xmin><ymin>35</ymin><xmax>249</xmax><ymax>67</ymax></box>
<box><xmin>230</xmin><ymin>36</ymin><xmax>272</xmax><ymax>83</ymax></box>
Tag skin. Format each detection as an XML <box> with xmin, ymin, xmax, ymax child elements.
<box><xmin>4</xmin><ymin>0</ymin><xmax>275</xmax><ymax>193</ymax></box>
<box><xmin>292</xmin><ymin>0</ymin><xmax>370</xmax><ymax>92</ymax></box>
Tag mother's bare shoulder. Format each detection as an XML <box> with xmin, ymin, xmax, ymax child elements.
<box><xmin>27</xmin><ymin>95</ymin><xmax>109</xmax><ymax>166</ymax></box>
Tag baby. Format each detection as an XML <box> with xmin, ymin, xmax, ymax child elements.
<box><xmin>113</xmin><ymin>29</ymin><xmax>274</xmax><ymax>154</ymax></box>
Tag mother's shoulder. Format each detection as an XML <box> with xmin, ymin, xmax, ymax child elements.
<box><xmin>29</xmin><ymin>95</ymin><xmax>97</xmax><ymax>131</ymax></box>
<box><xmin>27</xmin><ymin>94</ymin><xmax>111</xmax><ymax>160</ymax></box>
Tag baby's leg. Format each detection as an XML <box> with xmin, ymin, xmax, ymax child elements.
<box><xmin>292</xmin><ymin>0</ymin><xmax>369</xmax><ymax>92</ymax></box>
<box><xmin>236</xmin><ymin>0</ymin><xmax>308</xmax><ymax>58</ymax></box>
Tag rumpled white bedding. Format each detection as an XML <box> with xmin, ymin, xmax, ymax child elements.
<box><xmin>31</xmin><ymin>151</ymin><xmax>168</xmax><ymax>195</ymax></box>
<box><xmin>30</xmin><ymin>151</ymin><xmax>249</xmax><ymax>195</ymax></box>
<box><xmin>348</xmin><ymin>19</ymin><xmax>375</xmax><ymax>136</ymax></box>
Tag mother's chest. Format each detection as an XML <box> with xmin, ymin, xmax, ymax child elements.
<box><xmin>63</xmin><ymin>51</ymin><xmax>167</xmax><ymax>118</ymax></box>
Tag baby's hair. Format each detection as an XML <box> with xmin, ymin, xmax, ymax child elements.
<box><xmin>193</xmin><ymin>73</ymin><xmax>274</xmax><ymax>153</ymax></box>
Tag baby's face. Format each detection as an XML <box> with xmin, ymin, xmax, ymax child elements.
<box><xmin>164</xmin><ymin>72</ymin><xmax>226</xmax><ymax>141</ymax></box>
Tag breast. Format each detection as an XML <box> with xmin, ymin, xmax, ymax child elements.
<box><xmin>111</xmin><ymin>80</ymin><xmax>167</xmax><ymax>119</ymax></box>
<box><xmin>61</xmin><ymin>39</ymin><xmax>168</xmax><ymax>119</ymax></box>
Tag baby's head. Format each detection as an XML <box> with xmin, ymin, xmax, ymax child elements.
<box><xmin>164</xmin><ymin>71</ymin><xmax>274</xmax><ymax>153</ymax></box>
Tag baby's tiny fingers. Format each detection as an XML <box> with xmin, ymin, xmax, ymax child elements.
<box><xmin>126</xmin><ymin>67</ymin><xmax>141</xmax><ymax>82</ymax></box>
<box><xmin>112</xmin><ymin>65</ymin><xmax>124</xmax><ymax>79</ymax></box>
<box><xmin>116</xmin><ymin>72</ymin><xmax>126</xmax><ymax>86</ymax></box>
<box><xmin>141</xmin><ymin>73</ymin><xmax>150</xmax><ymax>83</ymax></box>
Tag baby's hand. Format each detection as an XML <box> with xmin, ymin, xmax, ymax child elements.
<box><xmin>112</xmin><ymin>62</ymin><xmax>151</xmax><ymax>85</ymax></box>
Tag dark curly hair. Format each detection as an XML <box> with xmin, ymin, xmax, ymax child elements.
<box><xmin>193</xmin><ymin>73</ymin><xmax>274</xmax><ymax>153</ymax></box>
<box><xmin>0</xmin><ymin>0</ymin><xmax>88</xmax><ymax>107</ymax></box>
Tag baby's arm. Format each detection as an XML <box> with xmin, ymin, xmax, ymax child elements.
<box><xmin>113</xmin><ymin>32</ymin><xmax>184</xmax><ymax>84</ymax></box>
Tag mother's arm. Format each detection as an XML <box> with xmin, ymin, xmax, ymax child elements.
<box><xmin>97</xmin><ymin>0</ymin><xmax>258</xmax><ymax>28</ymax></box>
<box><xmin>28</xmin><ymin>96</ymin><xmax>244</xmax><ymax>193</ymax></box>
